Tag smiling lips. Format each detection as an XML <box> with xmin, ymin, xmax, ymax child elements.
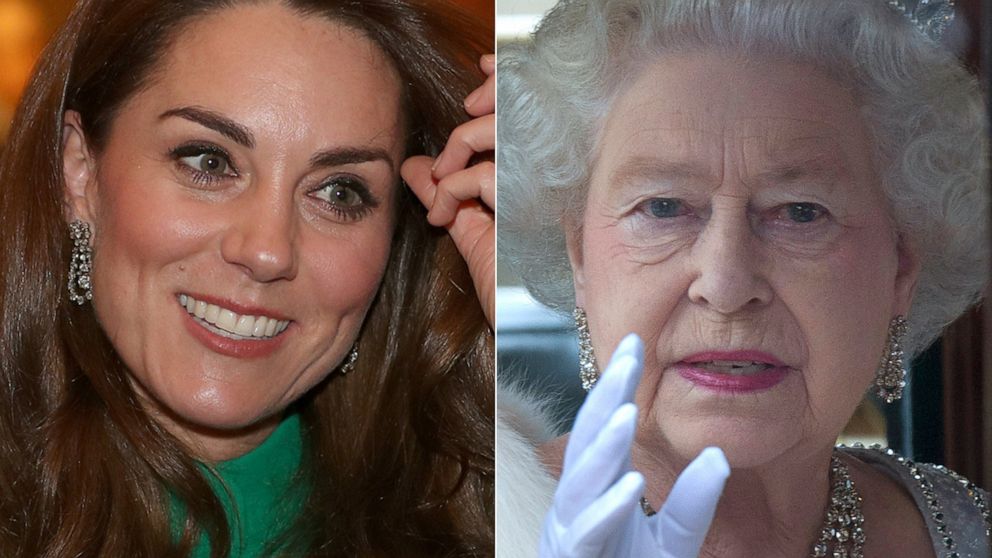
<box><xmin>179</xmin><ymin>294</ymin><xmax>290</xmax><ymax>340</ymax></box>
<box><xmin>674</xmin><ymin>350</ymin><xmax>791</xmax><ymax>393</ymax></box>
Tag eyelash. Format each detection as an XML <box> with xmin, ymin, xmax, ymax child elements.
<box><xmin>307</xmin><ymin>176</ymin><xmax>379</xmax><ymax>222</ymax></box>
<box><xmin>169</xmin><ymin>143</ymin><xmax>237</xmax><ymax>186</ymax></box>
<box><xmin>169</xmin><ymin>143</ymin><xmax>380</xmax><ymax>222</ymax></box>
<box><xmin>633</xmin><ymin>198</ymin><xmax>830</xmax><ymax>226</ymax></box>
<box><xmin>773</xmin><ymin>202</ymin><xmax>828</xmax><ymax>225</ymax></box>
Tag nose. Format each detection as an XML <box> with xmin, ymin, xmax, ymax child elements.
<box><xmin>686</xmin><ymin>213</ymin><xmax>773</xmax><ymax>314</ymax></box>
<box><xmin>219</xmin><ymin>188</ymin><xmax>299</xmax><ymax>283</ymax></box>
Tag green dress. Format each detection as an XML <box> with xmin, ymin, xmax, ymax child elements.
<box><xmin>172</xmin><ymin>413</ymin><xmax>307</xmax><ymax>558</ymax></box>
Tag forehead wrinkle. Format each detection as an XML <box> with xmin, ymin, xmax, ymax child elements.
<box><xmin>740</xmin><ymin>138</ymin><xmax>852</xmax><ymax>193</ymax></box>
<box><xmin>731</xmin><ymin>115</ymin><xmax>845</xmax><ymax>137</ymax></box>
<box><xmin>607</xmin><ymin>155</ymin><xmax>720</xmax><ymax>194</ymax></box>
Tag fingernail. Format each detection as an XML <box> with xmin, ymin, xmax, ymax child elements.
<box><xmin>464</xmin><ymin>87</ymin><xmax>482</xmax><ymax>109</ymax></box>
<box><xmin>431</xmin><ymin>151</ymin><xmax>446</xmax><ymax>176</ymax></box>
<box><xmin>482</xmin><ymin>54</ymin><xmax>495</xmax><ymax>65</ymax></box>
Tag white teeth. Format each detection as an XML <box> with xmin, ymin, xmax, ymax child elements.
<box><xmin>217</xmin><ymin>309</ymin><xmax>238</xmax><ymax>332</ymax></box>
<box><xmin>234</xmin><ymin>315</ymin><xmax>255</xmax><ymax>336</ymax></box>
<box><xmin>253</xmin><ymin>317</ymin><xmax>268</xmax><ymax>337</ymax></box>
<box><xmin>178</xmin><ymin>294</ymin><xmax>290</xmax><ymax>339</ymax></box>
<box><xmin>695</xmin><ymin>361</ymin><xmax>772</xmax><ymax>376</ymax></box>
<box><xmin>205</xmin><ymin>303</ymin><xmax>220</xmax><ymax>324</ymax></box>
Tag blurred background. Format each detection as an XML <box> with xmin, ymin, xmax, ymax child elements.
<box><xmin>496</xmin><ymin>0</ymin><xmax>992</xmax><ymax>489</ymax></box>
<box><xmin>0</xmin><ymin>0</ymin><xmax>74</xmax><ymax>140</ymax></box>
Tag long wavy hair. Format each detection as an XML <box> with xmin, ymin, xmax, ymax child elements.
<box><xmin>0</xmin><ymin>0</ymin><xmax>493</xmax><ymax>556</ymax></box>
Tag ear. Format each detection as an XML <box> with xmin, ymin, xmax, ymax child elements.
<box><xmin>564</xmin><ymin>215</ymin><xmax>587</xmax><ymax>308</ymax></box>
<box><xmin>62</xmin><ymin>110</ymin><xmax>98</xmax><ymax>223</ymax></box>
<box><xmin>892</xmin><ymin>234</ymin><xmax>921</xmax><ymax>317</ymax></box>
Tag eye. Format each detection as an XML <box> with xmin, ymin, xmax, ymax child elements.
<box><xmin>170</xmin><ymin>143</ymin><xmax>237</xmax><ymax>184</ymax></box>
<box><xmin>309</xmin><ymin>176</ymin><xmax>379</xmax><ymax>221</ymax></box>
<box><xmin>780</xmin><ymin>202</ymin><xmax>827</xmax><ymax>223</ymax></box>
<box><xmin>643</xmin><ymin>198</ymin><xmax>688</xmax><ymax>218</ymax></box>
<box><xmin>184</xmin><ymin>153</ymin><xmax>231</xmax><ymax>176</ymax></box>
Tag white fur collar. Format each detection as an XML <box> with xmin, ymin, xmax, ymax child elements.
<box><xmin>496</xmin><ymin>384</ymin><xmax>559</xmax><ymax>558</ymax></box>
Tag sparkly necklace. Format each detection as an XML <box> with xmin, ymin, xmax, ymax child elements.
<box><xmin>639</xmin><ymin>451</ymin><xmax>865</xmax><ymax>558</ymax></box>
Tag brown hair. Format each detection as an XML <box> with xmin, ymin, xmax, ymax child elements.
<box><xmin>0</xmin><ymin>0</ymin><xmax>493</xmax><ymax>556</ymax></box>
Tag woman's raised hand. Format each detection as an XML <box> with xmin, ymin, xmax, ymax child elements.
<box><xmin>401</xmin><ymin>54</ymin><xmax>495</xmax><ymax>326</ymax></box>
<box><xmin>540</xmin><ymin>334</ymin><xmax>731</xmax><ymax>558</ymax></box>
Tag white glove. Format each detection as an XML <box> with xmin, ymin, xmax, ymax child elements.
<box><xmin>539</xmin><ymin>334</ymin><xmax>730</xmax><ymax>558</ymax></box>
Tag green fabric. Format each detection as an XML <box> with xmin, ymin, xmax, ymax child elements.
<box><xmin>172</xmin><ymin>413</ymin><xmax>307</xmax><ymax>558</ymax></box>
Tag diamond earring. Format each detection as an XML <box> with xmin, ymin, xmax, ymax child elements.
<box><xmin>67</xmin><ymin>220</ymin><xmax>93</xmax><ymax>305</ymax></box>
<box><xmin>574</xmin><ymin>307</ymin><xmax>599</xmax><ymax>391</ymax></box>
<box><xmin>874</xmin><ymin>316</ymin><xmax>908</xmax><ymax>403</ymax></box>
<box><xmin>339</xmin><ymin>343</ymin><xmax>359</xmax><ymax>374</ymax></box>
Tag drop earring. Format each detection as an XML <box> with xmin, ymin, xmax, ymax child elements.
<box><xmin>339</xmin><ymin>343</ymin><xmax>359</xmax><ymax>374</ymax></box>
<box><xmin>574</xmin><ymin>307</ymin><xmax>598</xmax><ymax>391</ymax></box>
<box><xmin>874</xmin><ymin>316</ymin><xmax>908</xmax><ymax>403</ymax></box>
<box><xmin>67</xmin><ymin>220</ymin><xmax>93</xmax><ymax>305</ymax></box>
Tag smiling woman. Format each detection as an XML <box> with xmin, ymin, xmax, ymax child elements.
<box><xmin>0</xmin><ymin>0</ymin><xmax>494</xmax><ymax>556</ymax></box>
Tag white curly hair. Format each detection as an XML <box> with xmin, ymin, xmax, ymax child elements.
<box><xmin>497</xmin><ymin>0</ymin><xmax>989</xmax><ymax>357</ymax></box>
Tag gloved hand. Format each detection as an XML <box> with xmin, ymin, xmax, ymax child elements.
<box><xmin>539</xmin><ymin>334</ymin><xmax>730</xmax><ymax>558</ymax></box>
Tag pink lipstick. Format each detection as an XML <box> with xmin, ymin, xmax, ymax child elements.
<box><xmin>674</xmin><ymin>350</ymin><xmax>790</xmax><ymax>393</ymax></box>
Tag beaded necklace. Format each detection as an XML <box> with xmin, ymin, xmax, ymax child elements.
<box><xmin>638</xmin><ymin>450</ymin><xmax>865</xmax><ymax>558</ymax></box>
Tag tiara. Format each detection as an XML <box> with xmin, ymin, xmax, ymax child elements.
<box><xmin>886</xmin><ymin>0</ymin><xmax>956</xmax><ymax>42</ymax></box>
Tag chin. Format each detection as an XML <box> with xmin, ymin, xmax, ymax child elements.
<box><xmin>652</xmin><ymin>414</ymin><xmax>806</xmax><ymax>470</ymax></box>
<box><xmin>151</xmin><ymin>383</ymin><xmax>284</xmax><ymax>435</ymax></box>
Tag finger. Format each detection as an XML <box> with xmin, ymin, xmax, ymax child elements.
<box><xmin>555</xmin><ymin>403</ymin><xmax>637</xmax><ymax>525</ymax></box>
<box><xmin>464</xmin><ymin>68</ymin><xmax>495</xmax><ymax>116</ymax></box>
<box><xmin>400</xmin><ymin>155</ymin><xmax>437</xmax><ymax>210</ymax></box>
<box><xmin>654</xmin><ymin>447</ymin><xmax>730</xmax><ymax>557</ymax></box>
<box><xmin>480</xmin><ymin>53</ymin><xmax>495</xmax><ymax>76</ymax></box>
<box><xmin>432</xmin><ymin>114</ymin><xmax>495</xmax><ymax>180</ymax></box>
<box><xmin>426</xmin><ymin>161</ymin><xmax>495</xmax><ymax>226</ymax></box>
<box><xmin>562</xmin><ymin>471</ymin><xmax>644</xmax><ymax>557</ymax></box>
<box><xmin>563</xmin><ymin>338</ymin><xmax>643</xmax><ymax>471</ymax></box>
<box><xmin>605</xmin><ymin>334</ymin><xmax>644</xmax><ymax>402</ymax></box>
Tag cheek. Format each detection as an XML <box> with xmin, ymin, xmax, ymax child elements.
<box><xmin>774</xmin><ymin>227</ymin><xmax>898</xmax><ymax>395</ymax></box>
<box><xmin>88</xmin><ymin>166</ymin><xmax>211</xmax><ymax>338</ymax></box>
<box><xmin>580</xmin><ymin>215</ymin><xmax>688</xmax><ymax>366</ymax></box>
<box><xmin>91</xmin><ymin>146</ymin><xmax>223</xmax><ymax>262</ymax></box>
<box><xmin>300</xmin><ymin>226</ymin><xmax>393</xmax><ymax>316</ymax></box>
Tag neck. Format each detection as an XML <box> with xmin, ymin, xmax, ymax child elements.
<box><xmin>634</xmin><ymin>442</ymin><xmax>835</xmax><ymax>558</ymax></box>
<box><xmin>132</xmin><ymin>382</ymin><xmax>283</xmax><ymax>462</ymax></box>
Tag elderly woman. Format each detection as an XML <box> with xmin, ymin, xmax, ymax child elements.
<box><xmin>0</xmin><ymin>0</ymin><xmax>494</xmax><ymax>556</ymax></box>
<box><xmin>497</xmin><ymin>0</ymin><xmax>989</xmax><ymax>556</ymax></box>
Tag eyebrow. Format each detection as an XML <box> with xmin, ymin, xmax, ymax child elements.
<box><xmin>751</xmin><ymin>153</ymin><xmax>846</xmax><ymax>185</ymax></box>
<box><xmin>159</xmin><ymin>106</ymin><xmax>396</xmax><ymax>171</ymax></box>
<box><xmin>310</xmin><ymin>147</ymin><xmax>395</xmax><ymax>173</ymax></box>
<box><xmin>609</xmin><ymin>156</ymin><xmax>716</xmax><ymax>189</ymax></box>
<box><xmin>160</xmin><ymin>106</ymin><xmax>255</xmax><ymax>148</ymax></box>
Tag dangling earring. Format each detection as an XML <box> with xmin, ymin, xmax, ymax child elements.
<box><xmin>874</xmin><ymin>315</ymin><xmax>908</xmax><ymax>403</ymax></box>
<box><xmin>339</xmin><ymin>343</ymin><xmax>359</xmax><ymax>374</ymax></box>
<box><xmin>574</xmin><ymin>307</ymin><xmax>599</xmax><ymax>391</ymax></box>
<box><xmin>67</xmin><ymin>220</ymin><xmax>93</xmax><ymax>305</ymax></box>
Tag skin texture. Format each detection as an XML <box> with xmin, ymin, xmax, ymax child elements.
<box><xmin>62</xmin><ymin>3</ymin><xmax>405</xmax><ymax>461</ymax></box>
<box><xmin>556</xmin><ymin>51</ymin><xmax>928</xmax><ymax>556</ymax></box>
